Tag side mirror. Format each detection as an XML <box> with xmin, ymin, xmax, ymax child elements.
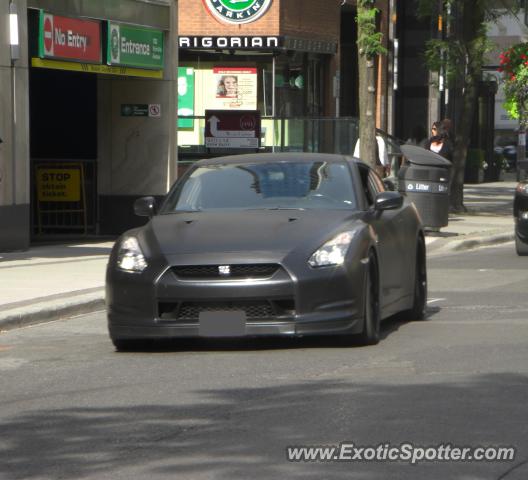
<box><xmin>374</xmin><ymin>191</ymin><xmax>403</xmax><ymax>211</ymax></box>
<box><xmin>134</xmin><ymin>196</ymin><xmax>157</xmax><ymax>218</ymax></box>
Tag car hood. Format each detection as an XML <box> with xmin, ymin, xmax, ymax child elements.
<box><xmin>146</xmin><ymin>210</ymin><xmax>363</xmax><ymax>261</ymax></box>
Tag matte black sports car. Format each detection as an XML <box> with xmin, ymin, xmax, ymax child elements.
<box><xmin>106</xmin><ymin>153</ymin><xmax>427</xmax><ymax>350</ymax></box>
<box><xmin>514</xmin><ymin>181</ymin><xmax>528</xmax><ymax>255</ymax></box>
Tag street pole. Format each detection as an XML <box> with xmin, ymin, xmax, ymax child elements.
<box><xmin>10</xmin><ymin>1</ymin><xmax>20</xmax><ymax>206</ymax></box>
<box><xmin>517</xmin><ymin>127</ymin><xmax>526</xmax><ymax>182</ymax></box>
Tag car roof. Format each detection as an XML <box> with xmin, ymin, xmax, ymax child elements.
<box><xmin>194</xmin><ymin>152</ymin><xmax>360</xmax><ymax>166</ymax></box>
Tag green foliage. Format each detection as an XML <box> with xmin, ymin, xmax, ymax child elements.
<box><xmin>417</xmin><ymin>0</ymin><xmax>511</xmax><ymax>87</ymax></box>
<box><xmin>356</xmin><ymin>1</ymin><xmax>387</xmax><ymax>58</ymax></box>
<box><xmin>500</xmin><ymin>43</ymin><xmax>528</xmax><ymax>126</ymax></box>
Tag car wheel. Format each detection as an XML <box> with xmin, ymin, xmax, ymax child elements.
<box><xmin>515</xmin><ymin>231</ymin><xmax>528</xmax><ymax>256</ymax></box>
<box><xmin>357</xmin><ymin>253</ymin><xmax>380</xmax><ymax>346</ymax></box>
<box><xmin>409</xmin><ymin>239</ymin><xmax>427</xmax><ymax>320</ymax></box>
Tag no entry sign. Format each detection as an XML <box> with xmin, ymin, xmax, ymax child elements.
<box><xmin>39</xmin><ymin>11</ymin><xmax>102</xmax><ymax>63</ymax></box>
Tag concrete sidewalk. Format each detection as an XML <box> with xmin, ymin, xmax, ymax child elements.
<box><xmin>0</xmin><ymin>180</ymin><xmax>519</xmax><ymax>332</ymax></box>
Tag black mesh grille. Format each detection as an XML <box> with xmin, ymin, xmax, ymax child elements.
<box><xmin>178</xmin><ymin>302</ymin><xmax>273</xmax><ymax>320</ymax></box>
<box><xmin>172</xmin><ymin>264</ymin><xmax>279</xmax><ymax>279</ymax></box>
<box><xmin>158</xmin><ymin>299</ymin><xmax>295</xmax><ymax>322</ymax></box>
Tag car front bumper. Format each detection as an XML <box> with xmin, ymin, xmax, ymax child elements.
<box><xmin>107</xmin><ymin>260</ymin><xmax>366</xmax><ymax>340</ymax></box>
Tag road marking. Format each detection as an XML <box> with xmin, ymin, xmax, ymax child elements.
<box><xmin>427</xmin><ymin>298</ymin><xmax>445</xmax><ymax>304</ymax></box>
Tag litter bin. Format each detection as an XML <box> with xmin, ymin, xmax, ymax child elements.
<box><xmin>398</xmin><ymin>144</ymin><xmax>451</xmax><ymax>229</ymax></box>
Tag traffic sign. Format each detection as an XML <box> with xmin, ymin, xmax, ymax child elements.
<box><xmin>149</xmin><ymin>104</ymin><xmax>161</xmax><ymax>118</ymax></box>
<box><xmin>205</xmin><ymin>110</ymin><xmax>261</xmax><ymax>149</ymax></box>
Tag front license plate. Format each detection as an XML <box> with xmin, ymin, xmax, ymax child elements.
<box><xmin>199</xmin><ymin>311</ymin><xmax>246</xmax><ymax>337</ymax></box>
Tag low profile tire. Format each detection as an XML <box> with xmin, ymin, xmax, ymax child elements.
<box><xmin>357</xmin><ymin>253</ymin><xmax>381</xmax><ymax>346</ymax></box>
<box><xmin>409</xmin><ymin>239</ymin><xmax>427</xmax><ymax>320</ymax></box>
<box><xmin>515</xmin><ymin>231</ymin><xmax>528</xmax><ymax>256</ymax></box>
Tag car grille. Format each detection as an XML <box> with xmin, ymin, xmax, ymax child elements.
<box><xmin>158</xmin><ymin>299</ymin><xmax>295</xmax><ymax>323</ymax></box>
<box><xmin>172</xmin><ymin>264</ymin><xmax>280</xmax><ymax>280</ymax></box>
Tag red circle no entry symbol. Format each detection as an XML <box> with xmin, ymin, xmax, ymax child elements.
<box><xmin>43</xmin><ymin>17</ymin><xmax>53</xmax><ymax>53</ymax></box>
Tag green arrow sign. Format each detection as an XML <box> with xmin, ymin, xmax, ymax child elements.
<box><xmin>107</xmin><ymin>22</ymin><xmax>164</xmax><ymax>70</ymax></box>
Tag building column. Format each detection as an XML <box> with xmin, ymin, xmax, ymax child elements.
<box><xmin>167</xmin><ymin>0</ymin><xmax>179</xmax><ymax>187</ymax></box>
<box><xmin>0</xmin><ymin>0</ymin><xmax>30</xmax><ymax>251</ymax></box>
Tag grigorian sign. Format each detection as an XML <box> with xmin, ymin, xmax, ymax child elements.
<box><xmin>179</xmin><ymin>36</ymin><xmax>280</xmax><ymax>50</ymax></box>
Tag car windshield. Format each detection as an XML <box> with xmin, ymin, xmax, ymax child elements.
<box><xmin>162</xmin><ymin>161</ymin><xmax>358</xmax><ymax>212</ymax></box>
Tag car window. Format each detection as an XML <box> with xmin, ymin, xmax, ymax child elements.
<box><xmin>162</xmin><ymin>161</ymin><xmax>359</xmax><ymax>212</ymax></box>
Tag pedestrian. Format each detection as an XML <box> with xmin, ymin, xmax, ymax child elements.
<box><xmin>423</xmin><ymin>121</ymin><xmax>453</xmax><ymax>162</ymax></box>
<box><xmin>353</xmin><ymin>134</ymin><xmax>390</xmax><ymax>177</ymax></box>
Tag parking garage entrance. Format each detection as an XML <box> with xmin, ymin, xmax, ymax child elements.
<box><xmin>29</xmin><ymin>67</ymin><xmax>98</xmax><ymax>237</ymax></box>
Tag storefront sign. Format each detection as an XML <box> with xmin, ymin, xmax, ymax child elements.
<box><xmin>107</xmin><ymin>22</ymin><xmax>164</xmax><ymax>70</ymax></box>
<box><xmin>205</xmin><ymin>110</ymin><xmax>261</xmax><ymax>149</ymax></box>
<box><xmin>207</xmin><ymin>67</ymin><xmax>257</xmax><ymax>111</ymax></box>
<box><xmin>38</xmin><ymin>11</ymin><xmax>101</xmax><ymax>63</ymax></box>
<box><xmin>36</xmin><ymin>168</ymin><xmax>81</xmax><ymax>202</ymax></box>
<box><xmin>203</xmin><ymin>0</ymin><xmax>273</xmax><ymax>24</ymax></box>
<box><xmin>178</xmin><ymin>67</ymin><xmax>195</xmax><ymax>128</ymax></box>
<box><xmin>178</xmin><ymin>36</ymin><xmax>337</xmax><ymax>54</ymax></box>
<box><xmin>179</xmin><ymin>36</ymin><xmax>280</xmax><ymax>50</ymax></box>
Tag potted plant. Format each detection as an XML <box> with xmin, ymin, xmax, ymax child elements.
<box><xmin>484</xmin><ymin>152</ymin><xmax>508</xmax><ymax>182</ymax></box>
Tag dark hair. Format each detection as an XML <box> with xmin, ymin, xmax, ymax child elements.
<box><xmin>430</xmin><ymin>121</ymin><xmax>448</xmax><ymax>141</ymax></box>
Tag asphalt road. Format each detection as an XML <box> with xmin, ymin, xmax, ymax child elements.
<box><xmin>1</xmin><ymin>243</ymin><xmax>527</xmax><ymax>480</ymax></box>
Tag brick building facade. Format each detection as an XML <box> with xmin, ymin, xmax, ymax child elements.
<box><xmin>177</xmin><ymin>0</ymin><xmax>394</xmax><ymax>161</ymax></box>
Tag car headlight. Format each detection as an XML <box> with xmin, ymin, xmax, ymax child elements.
<box><xmin>308</xmin><ymin>231</ymin><xmax>357</xmax><ymax>268</ymax></box>
<box><xmin>117</xmin><ymin>236</ymin><xmax>147</xmax><ymax>272</ymax></box>
<box><xmin>516</xmin><ymin>183</ymin><xmax>528</xmax><ymax>194</ymax></box>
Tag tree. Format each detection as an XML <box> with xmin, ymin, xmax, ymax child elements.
<box><xmin>356</xmin><ymin>0</ymin><xmax>387</xmax><ymax>169</ymax></box>
<box><xmin>417</xmin><ymin>0</ymin><xmax>517</xmax><ymax>211</ymax></box>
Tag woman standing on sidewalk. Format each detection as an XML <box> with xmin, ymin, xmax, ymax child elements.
<box><xmin>423</xmin><ymin>121</ymin><xmax>453</xmax><ymax>162</ymax></box>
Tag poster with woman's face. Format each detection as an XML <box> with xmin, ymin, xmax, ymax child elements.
<box><xmin>208</xmin><ymin>67</ymin><xmax>257</xmax><ymax>110</ymax></box>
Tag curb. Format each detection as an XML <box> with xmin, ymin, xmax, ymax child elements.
<box><xmin>0</xmin><ymin>290</ymin><xmax>105</xmax><ymax>332</ymax></box>
<box><xmin>436</xmin><ymin>233</ymin><xmax>515</xmax><ymax>254</ymax></box>
<box><xmin>0</xmin><ymin>231</ymin><xmax>516</xmax><ymax>333</ymax></box>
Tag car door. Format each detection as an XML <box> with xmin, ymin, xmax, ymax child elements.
<box><xmin>360</xmin><ymin>165</ymin><xmax>408</xmax><ymax>310</ymax></box>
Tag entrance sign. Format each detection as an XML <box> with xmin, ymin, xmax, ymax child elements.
<box><xmin>36</xmin><ymin>168</ymin><xmax>81</xmax><ymax>202</ymax></box>
<box><xmin>38</xmin><ymin>11</ymin><xmax>101</xmax><ymax>63</ymax></box>
<box><xmin>205</xmin><ymin>110</ymin><xmax>261</xmax><ymax>149</ymax></box>
<box><xmin>107</xmin><ymin>22</ymin><xmax>164</xmax><ymax>70</ymax></box>
<box><xmin>203</xmin><ymin>0</ymin><xmax>273</xmax><ymax>24</ymax></box>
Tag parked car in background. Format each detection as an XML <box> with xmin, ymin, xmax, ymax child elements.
<box><xmin>106</xmin><ymin>153</ymin><xmax>427</xmax><ymax>351</ymax></box>
<box><xmin>514</xmin><ymin>181</ymin><xmax>528</xmax><ymax>255</ymax></box>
